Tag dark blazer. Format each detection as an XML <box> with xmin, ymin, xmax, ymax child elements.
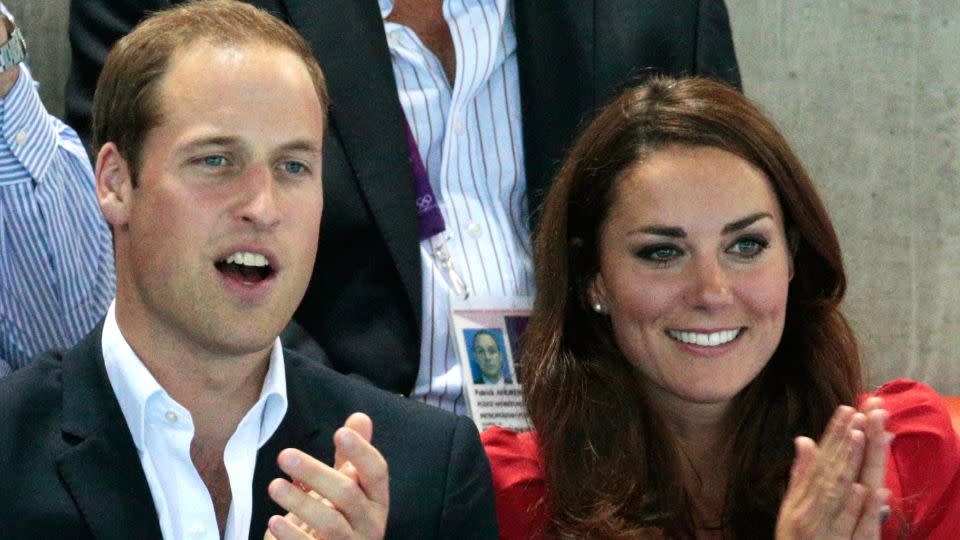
<box><xmin>66</xmin><ymin>0</ymin><xmax>741</xmax><ymax>395</ymax></box>
<box><xmin>0</xmin><ymin>327</ymin><xmax>498</xmax><ymax>539</ymax></box>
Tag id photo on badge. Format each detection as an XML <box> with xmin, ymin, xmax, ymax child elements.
<box><xmin>464</xmin><ymin>328</ymin><xmax>513</xmax><ymax>385</ymax></box>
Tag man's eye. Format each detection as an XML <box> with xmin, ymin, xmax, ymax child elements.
<box><xmin>282</xmin><ymin>161</ymin><xmax>308</xmax><ymax>175</ymax></box>
<box><xmin>201</xmin><ymin>155</ymin><xmax>227</xmax><ymax>167</ymax></box>
<box><xmin>635</xmin><ymin>244</ymin><xmax>682</xmax><ymax>262</ymax></box>
<box><xmin>728</xmin><ymin>236</ymin><xmax>768</xmax><ymax>258</ymax></box>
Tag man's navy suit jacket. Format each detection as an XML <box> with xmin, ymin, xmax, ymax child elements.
<box><xmin>0</xmin><ymin>326</ymin><xmax>498</xmax><ymax>538</ymax></box>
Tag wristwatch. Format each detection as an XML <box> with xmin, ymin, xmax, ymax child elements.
<box><xmin>0</xmin><ymin>16</ymin><xmax>25</xmax><ymax>72</ymax></box>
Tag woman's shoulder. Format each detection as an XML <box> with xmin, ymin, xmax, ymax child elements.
<box><xmin>864</xmin><ymin>379</ymin><xmax>958</xmax><ymax>466</ymax></box>
<box><xmin>864</xmin><ymin>379</ymin><xmax>957</xmax><ymax>437</ymax></box>
<box><xmin>865</xmin><ymin>379</ymin><xmax>960</xmax><ymax>538</ymax></box>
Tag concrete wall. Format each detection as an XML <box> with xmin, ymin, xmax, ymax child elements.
<box><xmin>727</xmin><ymin>0</ymin><xmax>960</xmax><ymax>394</ymax></box>
<box><xmin>4</xmin><ymin>0</ymin><xmax>70</xmax><ymax>118</ymax></box>
<box><xmin>7</xmin><ymin>0</ymin><xmax>960</xmax><ymax>393</ymax></box>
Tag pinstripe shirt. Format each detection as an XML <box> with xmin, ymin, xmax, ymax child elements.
<box><xmin>0</xmin><ymin>61</ymin><xmax>114</xmax><ymax>375</ymax></box>
<box><xmin>381</xmin><ymin>0</ymin><xmax>533</xmax><ymax>414</ymax></box>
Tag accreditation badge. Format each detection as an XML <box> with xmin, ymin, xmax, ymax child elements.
<box><xmin>450</xmin><ymin>296</ymin><xmax>533</xmax><ymax>432</ymax></box>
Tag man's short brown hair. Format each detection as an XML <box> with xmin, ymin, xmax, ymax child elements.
<box><xmin>92</xmin><ymin>0</ymin><xmax>328</xmax><ymax>179</ymax></box>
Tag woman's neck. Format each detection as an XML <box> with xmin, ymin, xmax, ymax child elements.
<box><xmin>650</xmin><ymin>393</ymin><xmax>735</xmax><ymax>530</ymax></box>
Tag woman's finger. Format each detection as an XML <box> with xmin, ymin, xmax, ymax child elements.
<box><xmin>858</xmin><ymin>407</ymin><xmax>890</xmax><ymax>491</ymax></box>
<box><xmin>851</xmin><ymin>487</ymin><xmax>891</xmax><ymax>540</ymax></box>
<box><xmin>828</xmin><ymin>482</ymin><xmax>867</xmax><ymax>537</ymax></box>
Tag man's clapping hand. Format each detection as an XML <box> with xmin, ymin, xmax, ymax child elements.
<box><xmin>265</xmin><ymin>413</ymin><xmax>389</xmax><ymax>540</ymax></box>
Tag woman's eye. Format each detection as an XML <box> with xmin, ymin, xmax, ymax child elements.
<box><xmin>635</xmin><ymin>245</ymin><xmax>682</xmax><ymax>262</ymax></box>
<box><xmin>728</xmin><ymin>236</ymin><xmax>768</xmax><ymax>258</ymax></box>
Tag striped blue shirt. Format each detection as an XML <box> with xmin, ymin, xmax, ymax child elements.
<box><xmin>0</xmin><ymin>61</ymin><xmax>114</xmax><ymax>375</ymax></box>
<box><xmin>381</xmin><ymin>0</ymin><xmax>533</xmax><ymax>414</ymax></box>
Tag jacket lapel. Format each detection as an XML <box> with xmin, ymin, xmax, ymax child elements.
<box><xmin>55</xmin><ymin>327</ymin><xmax>163</xmax><ymax>539</ymax></box>
<box><xmin>514</xmin><ymin>0</ymin><xmax>595</xmax><ymax>224</ymax></box>
<box><xmin>250</xmin><ymin>351</ymin><xmax>342</xmax><ymax>538</ymax></box>
<box><xmin>280</xmin><ymin>0</ymin><xmax>422</xmax><ymax>326</ymax></box>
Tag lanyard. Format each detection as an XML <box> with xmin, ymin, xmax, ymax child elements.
<box><xmin>403</xmin><ymin>120</ymin><xmax>472</xmax><ymax>299</ymax></box>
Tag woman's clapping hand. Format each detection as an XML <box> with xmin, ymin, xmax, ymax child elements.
<box><xmin>776</xmin><ymin>397</ymin><xmax>892</xmax><ymax>539</ymax></box>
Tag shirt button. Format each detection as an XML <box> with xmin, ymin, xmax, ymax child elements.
<box><xmin>15</xmin><ymin>131</ymin><xmax>26</xmax><ymax>146</ymax></box>
<box><xmin>453</xmin><ymin>119</ymin><xmax>465</xmax><ymax>135</ymax></box>
<box><xmin>466</xmin><ymin>222</ymin><xmax>482</xmax><ymax>238</ymax></box>
<box><xmin>164</xmin><ymin>410</ymin><xmax>178</xmax><ymax>423</ymax></box>
<box><xmin>187</xmin><ymin>523</ymin><xmax>205</xmax><ymax>535</ymax></box>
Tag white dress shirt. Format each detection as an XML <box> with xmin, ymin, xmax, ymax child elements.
<box><xmin>102</xmin><ymin>301</ymin><xmax>288</xmax><ymax>540</ymax></box>
<box><xmin>380</xmin><ymin>0</ymin><xmax>533</xmax><ymax>414</ymax></box>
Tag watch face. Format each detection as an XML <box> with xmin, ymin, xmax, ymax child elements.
<box><xmin>0</xmin><ymin>26</ymin><xmax>25</xmax><ymax>71</ymax></box>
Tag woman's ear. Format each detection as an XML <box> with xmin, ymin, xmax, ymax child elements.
<box><xmin>95</xmin><ymin>142</ymin><xmax>134</xmax><ymax>228</ymax></box>
<box><xmin>587</xmin><ymin>274</ymin><xmax>609</xmax><ymax>315</ymax></box>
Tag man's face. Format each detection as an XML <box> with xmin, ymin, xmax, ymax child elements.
<box><xmin>474</xmin><ymin>333</ymin><xmax>503</xmax><ymax>381</ymax></box>
<box><xmin>103</xmin><ymin>41</ymin><xmax>325</xmax><ymax>358</ymax></box>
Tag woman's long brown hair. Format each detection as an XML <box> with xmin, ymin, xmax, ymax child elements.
<box><xmin>523</xmin><ymin>77</ymin><xmax>862</xmax><ymax>538</ymax></box>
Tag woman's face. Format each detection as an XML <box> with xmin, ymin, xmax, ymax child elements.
<box><xmin>590</xmin><ymin>145</ymin><xmax>792</xmax><ymax>409</ymax></box>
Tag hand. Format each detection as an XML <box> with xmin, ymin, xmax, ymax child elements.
<box><xmin>264</xmin><ymin>413</ymin><xmax>389</xmax><ymax>540</ymax></box>
<box><xmin>775</xmin><ymin>400</ymin><xmax>892</xmax><ymax>539</ymax></box>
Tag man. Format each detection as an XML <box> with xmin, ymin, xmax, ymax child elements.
<box><xmin>67</xmin><ymin>0</ymin><xmax>741</xmax><ymax>413</ymax></box>
<box><xmin>0</xmin><ymin>2</ymin><xmax>496</xmax><ymax>538</ymax></box>
<box><xmin>0</xmin><ymin>2</ymin><xmax>114</xmax><ymax>374</ymax></box>
<box><xmin>471</xmin><ymin>329</ymin><xmax>510</xmax><ymax>385</ymax></box>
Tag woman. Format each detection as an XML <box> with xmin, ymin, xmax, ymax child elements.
<box><xmin>482</xmin><ymin>77</ymin><xmax>960</xmax><ymax>539</ymax></box>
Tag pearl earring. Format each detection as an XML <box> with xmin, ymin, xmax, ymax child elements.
<box><xmin>592</xmin><ymin>302</ymin><xmax>604</xmax><ymax>314</ymax></box>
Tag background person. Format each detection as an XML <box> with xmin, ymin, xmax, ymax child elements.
<box><xmin>482</xmin><ymin>77</ymin><xmax>960</xmax><ymax>538</ymax></box>
<box><xmin>66</xmin><ymin>0</ymin><xmax>741</xmax><ymax>412</ymax></box>
<box><xmin>0</xmin><ymin>2</ymin><xmax>113</xmax><ymax>375</ymax></box>
<box><xmin>0</xmin><ymin>2</ymin><xmax>496</xmax><ymax>538</ymax></box>
<box><xmin>470</xmin><ymin>328</ymin><xmax>512</xmax><ymax>385</ymax></box>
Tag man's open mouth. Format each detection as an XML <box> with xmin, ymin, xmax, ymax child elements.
<box><xmin>215</xmin><ymin>251</ymin><xmax>274</xmax><ymax>285</ymax></box>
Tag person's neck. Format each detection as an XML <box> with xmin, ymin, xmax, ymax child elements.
<box><xmin>387</xmin><ymin>0</ymin><xmax>456</xmax><ymax>84</ymax></box>
<box><xmin>483</xmin><ymin>373</ymin><xmax>502</xmax><ymax>384</ymax></box>
<box><xmin>649</xmin><ymin>390</ymin><xmax>734</xmax><ymax>527</ymax></box>
<box><xmin>114</xmin><ymin>306</ymin><xmax>271</xmax><ymax>445</ymax></box>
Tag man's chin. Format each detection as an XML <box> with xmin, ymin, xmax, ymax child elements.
<box><xmin>202</xmin><ymin>322</ymin><xmax>285</xmax><ymax>358</ymax></box>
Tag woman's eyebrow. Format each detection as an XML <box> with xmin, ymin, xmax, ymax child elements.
<box><xmin>629</xmin><ymin>225</ymin><xmax>686</xmax><ymax>238</ymax></box>
<box><xmin>627</xmin><ymin>212</ymin><xmax>773</xmax><ymax>238</ymax></box>
<box><xmin>722</xmin><ymin>212</ymin><xmax>772</xmax><ymax>234</ymax></box>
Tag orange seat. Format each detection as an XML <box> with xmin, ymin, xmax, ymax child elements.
<box><xmin>944</xmin><ymin>396</ymin><xmax>960</xmax><ymax>436</ymax></box>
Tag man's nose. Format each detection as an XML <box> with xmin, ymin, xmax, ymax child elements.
<box><xmin>233</xmin><ymin>164</ymin><xmax>280</xmax><ymax>229</ymax></box>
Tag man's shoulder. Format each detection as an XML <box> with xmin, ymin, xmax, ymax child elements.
<box><xmin>284</xmin><ymin>348</ymin><xmax>465</xmax><ymax>431</ymax></box>
<box><xmin>0</xmin><ymin>349</ymin><xmax>72</xmax><ymax>480</ymax></box>
<box><xmin>0</xmin><ymin>349</ymin><xmax>68</xmax><ymax>407</ymax></box>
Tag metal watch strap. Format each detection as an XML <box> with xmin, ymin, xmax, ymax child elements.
<box><xmin>0</xmin><ymin>18</ymin><xmax>25</xmax><ymax>72</ymax></box>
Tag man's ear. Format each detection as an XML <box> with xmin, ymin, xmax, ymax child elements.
<box><xmin>95</xmin><ymin>143</ymin><xmax>134</xmax><ymax>228</ymax></box>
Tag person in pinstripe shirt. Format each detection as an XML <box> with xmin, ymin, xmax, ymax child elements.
<box><xmin>0</xmin><ymin>3</ymin><xmax>114</xmax><ymax>375</ymax></box>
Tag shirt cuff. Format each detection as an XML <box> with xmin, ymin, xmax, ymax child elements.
<box><xmin>0</xmin><ymin>65</ymin><xmax>57</xmax><ymax>183</ymax></box>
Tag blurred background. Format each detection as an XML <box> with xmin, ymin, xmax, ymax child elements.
<box><xmin>8</xmin><ymin>0</ymin><xmax>960</xmax><ymax>394</ymax></box>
